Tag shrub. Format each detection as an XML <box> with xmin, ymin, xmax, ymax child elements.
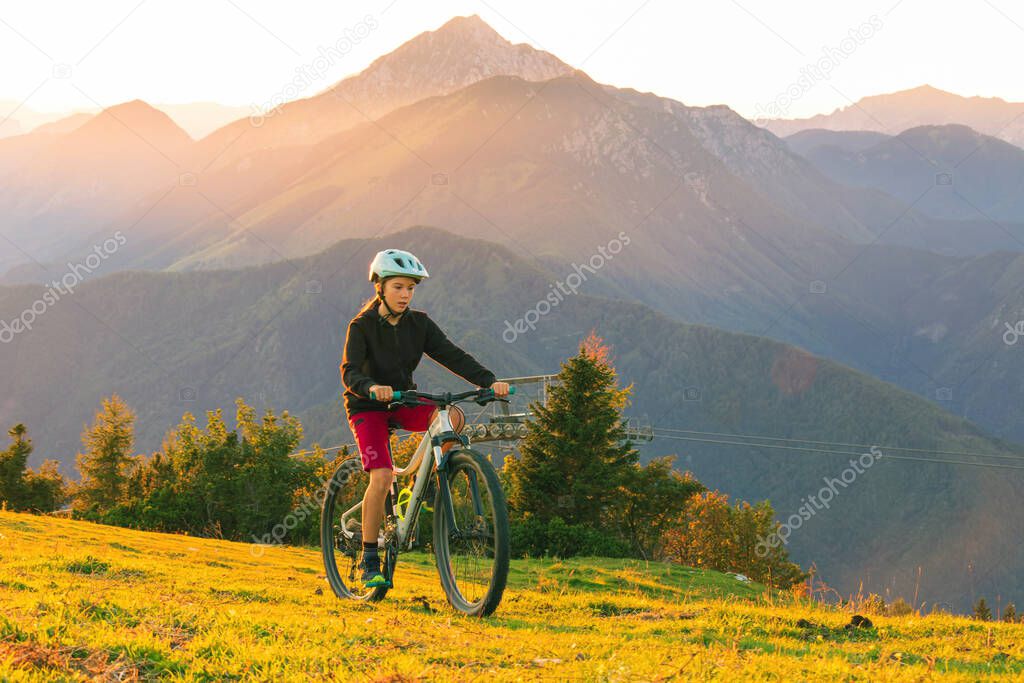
<box><xmin>662</xmin><ymin>490</ymin><xmax>806</xmax><ymax>588</ymax></box>
<box><xmin>511</xmin><ymin>516</ymin><xmax>631</xmax><ymax>559</ymax></box>
<box><xmin>886</xmin><ymin>597</ymin><xmax>915</xmax><ymax>617</ymax></box>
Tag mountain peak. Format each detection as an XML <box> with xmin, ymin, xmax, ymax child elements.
<box><xmin>428</xmin><ymin>14</ymin><xmax>533</xmax><ymax>50</ymax></box>
<box><xmin>886</xmin><ymin>84</ymin><xmax>960</xmax><ymax>101</ymax></box>
<box><xmin>908</xmin><ymin>84</ymin><xmax>947</xmax><ymax>94</ymax></box>
<box><xmin>381</xmin><ymin>13</ymin><xmax>543</xmax><ymax>59</ymax></box>
<box><xmin>322</xmin><ymin>14</ymin><xmax>574</xmax><ymax>117</ymax></box>
<box><xmin>102</xmin><ymin>99</ymin><xmax>163</xmax><ymax>118</ymax></box>
<box><xmin>74</xmin><ymin>98</ymin><xmax>194</xmax><ymax>148</ymax></box>
<box><xmin>191</xmin><ymin>13</ymin><xmax>574</xmax><ymax>169</ymax></box>
<box><xmin>386</xmin><ymin>14</ymin><xmax>568</xmax><ymax>75</ymax></box>
<box><xmin>435</xmin><ymin>14</ymin><xmax>496</xmax><ymax>35</ymax></box>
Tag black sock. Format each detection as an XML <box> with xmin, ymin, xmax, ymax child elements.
<box><xmin>362</xmin><ymin>542</ymin><xmax>379</xmax><ymax>565</ymax></box>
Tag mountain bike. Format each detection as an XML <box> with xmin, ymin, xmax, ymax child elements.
<box><xmin>320</xmin><ymin>386</ymin><xmax>514</xmax><ymax>617</ymax></box>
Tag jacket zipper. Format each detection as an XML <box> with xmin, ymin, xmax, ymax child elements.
<box><xmin>391</xmin><ymin>321</ymin><xmax>407</xmax><ymax>388</ymax></box>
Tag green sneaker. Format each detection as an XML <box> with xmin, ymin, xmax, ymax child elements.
<box><xmin>360</xmin><ymin>558</ymin><xmax>391</xmax><ymax>588</ymax></box>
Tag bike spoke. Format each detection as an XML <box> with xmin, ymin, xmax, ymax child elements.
<box><xmin>320</xmin><ymin>457</ymin><xmax>393</xmax><ymax>601</ymax></box>
<box><xmin>444</xmin><ymin>462</ymin><xmax>497</xmax><ymax>605</ymax></box>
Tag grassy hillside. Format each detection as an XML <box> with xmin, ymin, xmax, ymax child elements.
<box><xmin>1</xmin><ymin>512</ymin><xmax>1022</xmax><ymax>681</ymax></box>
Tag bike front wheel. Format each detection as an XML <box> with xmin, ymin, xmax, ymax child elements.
<box><xmin>433</xmin><ymin>448</ymin><xmax>510</xmax><ymax>617</ymax></box>
<box><xmin>320</xmin><ymin>456</ymin><xmax>394</xmax><ymax>602</ymax></box>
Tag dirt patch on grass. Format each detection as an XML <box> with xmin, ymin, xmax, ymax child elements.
<box><xmin>588</xmin><ymin>600</ymin><xmax>700</xmax><ymax>620</ymax></box>
<box><xmin>0</xmin><ymin>638</ymin><xmax>152</xmax><ymax>679</ymax></box>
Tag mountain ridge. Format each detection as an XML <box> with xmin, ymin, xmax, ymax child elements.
<box><xmin>188</xmin><ymin>13</ymin><xmax>574</xmax><ymax>171</ymax></box>
<box><xmin>764</xmin><ymin>84</ymin><xmax>1024</xmax><ymax>149</ymax></box>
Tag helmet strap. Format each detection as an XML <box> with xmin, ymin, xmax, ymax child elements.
<box><xmin>376</xmin><ymin>279</ymin><xmax>404</xmax><ymax>323</ymax></box>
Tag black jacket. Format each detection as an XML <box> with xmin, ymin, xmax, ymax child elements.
<box><xmin>340</xmin><ymin>305</ymin><xmax>497</xmax><ymax>418</ymax></box>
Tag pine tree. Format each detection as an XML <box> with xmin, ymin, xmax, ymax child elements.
<box><xmin>504</xmin><ymin>331</ymin><xmax>637</xmax><ymax>526</ymax></box>
<box><xmin>1</xmin><ymin>424</ymin><xmax>68</xmax><ymax>512</ymax></box>
<box><xmin>75</xmin><ymin>394</ymin><xmax>136</xmax><ymax>512</ymax></box>
<box><xmin>973</xmin><ymin>597</ymin><xmax>992</xmax><ymax>621</ymax></box>
<box><xmin>0</xmin><ymin>425</ymin><xmax>32</xmax><ymax>509</ymax></box>
<box><xmin>1003</xmin><ymin>603</ymin><xmax>1017</xmax><ymax>623</ymax></box>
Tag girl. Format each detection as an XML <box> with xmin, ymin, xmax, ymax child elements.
<box><xmin>340</xmin><ymin>248</ymin><xmax>509</xmax><ymax>587</ymax></box>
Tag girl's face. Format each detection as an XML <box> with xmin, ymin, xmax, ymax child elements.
<box><xmin>381</xmin><ymin>276</ymin><xmax>417</xmax><ymax>311</ymax></box>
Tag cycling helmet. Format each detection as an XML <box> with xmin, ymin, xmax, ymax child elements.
<box><xmin>368</xmin><ymin>249</ymin><xmax>429</xmax><ymax>283</ymax></box>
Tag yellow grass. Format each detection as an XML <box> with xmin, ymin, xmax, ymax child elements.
<box><xmin>0</xmin><ymin>510</ymin><xmax>1021</xmax><ymax>681</ymax></box>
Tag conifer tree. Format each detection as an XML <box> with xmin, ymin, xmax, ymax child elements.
<box><xmin>75</xmin><ymin>394</ymin><xmax>136</xmax><ymax>512</ymax></box>
<box><xmin>505</xmin><ymin>331</ymin><xmax>637</xmax><ymax>526</ymax></box>
<box><xmin>0</xmin><ymin>424</ymin><xmax>31</xmax><ymax>509</ymax></box>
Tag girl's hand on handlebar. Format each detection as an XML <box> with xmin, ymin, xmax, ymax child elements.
<box><xmin>369</xmin><ymin>385</ymin><xmax>394</xmax><ymax>402</ymax></box>
<box><xmin>489</xmin><ymin>381</ymin><xmax>510</xmax><ymax>398</ymax></box>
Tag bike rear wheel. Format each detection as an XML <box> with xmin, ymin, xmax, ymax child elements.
<box><xmin>433</xmin><ymin>448</ymin><xmax>510</xmax><ymax>617</ymax></box>
<box><xmin>320</xmin><ymin>456</ymin><xmax>395</xmax><ymax>601</ymax></box>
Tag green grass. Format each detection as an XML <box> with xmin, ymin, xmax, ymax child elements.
<box><xmin>0</xmin><ymin>510</ymin><xmax>1022</xmax><ymax>681</ymax></box>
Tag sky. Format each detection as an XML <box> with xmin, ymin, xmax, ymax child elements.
<box><xmin>1</xmin><ymin>0</ymin><xmax>1023</xmax><ymax>121</ymax></box>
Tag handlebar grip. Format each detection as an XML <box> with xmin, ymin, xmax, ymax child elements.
<box><xmin>392</xmin><ymin>386</ymin><xmax>513</xmax><ymax>402</ymax></box>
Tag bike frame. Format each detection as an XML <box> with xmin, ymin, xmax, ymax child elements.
<box><xmin>338</xmin><ymin>406</ymin><xmax>467</xmax><ymax>549</ymax></box>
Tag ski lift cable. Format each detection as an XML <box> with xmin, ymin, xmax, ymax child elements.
<box><xmin>651</xmin><ymin>432</ymin><xmax>1024</xmax><ymax>471</ymax></box>
<box><xmin>652</xmin><ymin>426</ymin><xmax>1024</xmax><ymax>463</ymax></box>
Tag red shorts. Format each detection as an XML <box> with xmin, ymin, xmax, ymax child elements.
<box><xmin>348</xmin><ymin>400</ymin><xmax>437</xmax><ymax>471</ymax></box>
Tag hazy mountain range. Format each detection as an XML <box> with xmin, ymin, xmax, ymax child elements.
<box><xmin>0</xmin><ymin>100</ymin><xmax>250</xmax><ymax>142</ymax></box>
<box><xmin>2</xmin><ymin>14</ymin><xmax>1021</xmax><ymax>441</ymax></box>
<box><xmin>0</xmin><ymin>115</ymin><xmax>21</xmax><ymax>139</ymax></box>
<box><xmin>764</xmin><ymin>84</ymin><xmax>1024</xmax><ymax>149</ymax></box>
<box><xmin>788</xmin><ymin>124</ymin><xmax>1024</xmax><ymax>227</ymax></box>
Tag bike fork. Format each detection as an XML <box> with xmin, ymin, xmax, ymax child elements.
<box><xmin>436</xmin><ymin>469</ymin><xmax>459</xmax><ymax>535</ymax></box>
<box><xmin>466</xmin><ymin>469</ymin><xmax>483</xmax><ymax>516</ymax></box>
<box><xmin>436</xmin><ymin>468</ymin><xmax>485</xmax><ymax>534</ymax></box>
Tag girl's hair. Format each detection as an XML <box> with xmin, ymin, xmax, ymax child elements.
<box><xmin>357</xmin><ymin>287</ymin><xmax>380</xmax><ymax>315</ymax></box>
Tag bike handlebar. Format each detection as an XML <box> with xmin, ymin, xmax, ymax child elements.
<box><xmin>387</xmin><ymin>386</ymin><xmax>515</xmax><ymax>409</ymax></box>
